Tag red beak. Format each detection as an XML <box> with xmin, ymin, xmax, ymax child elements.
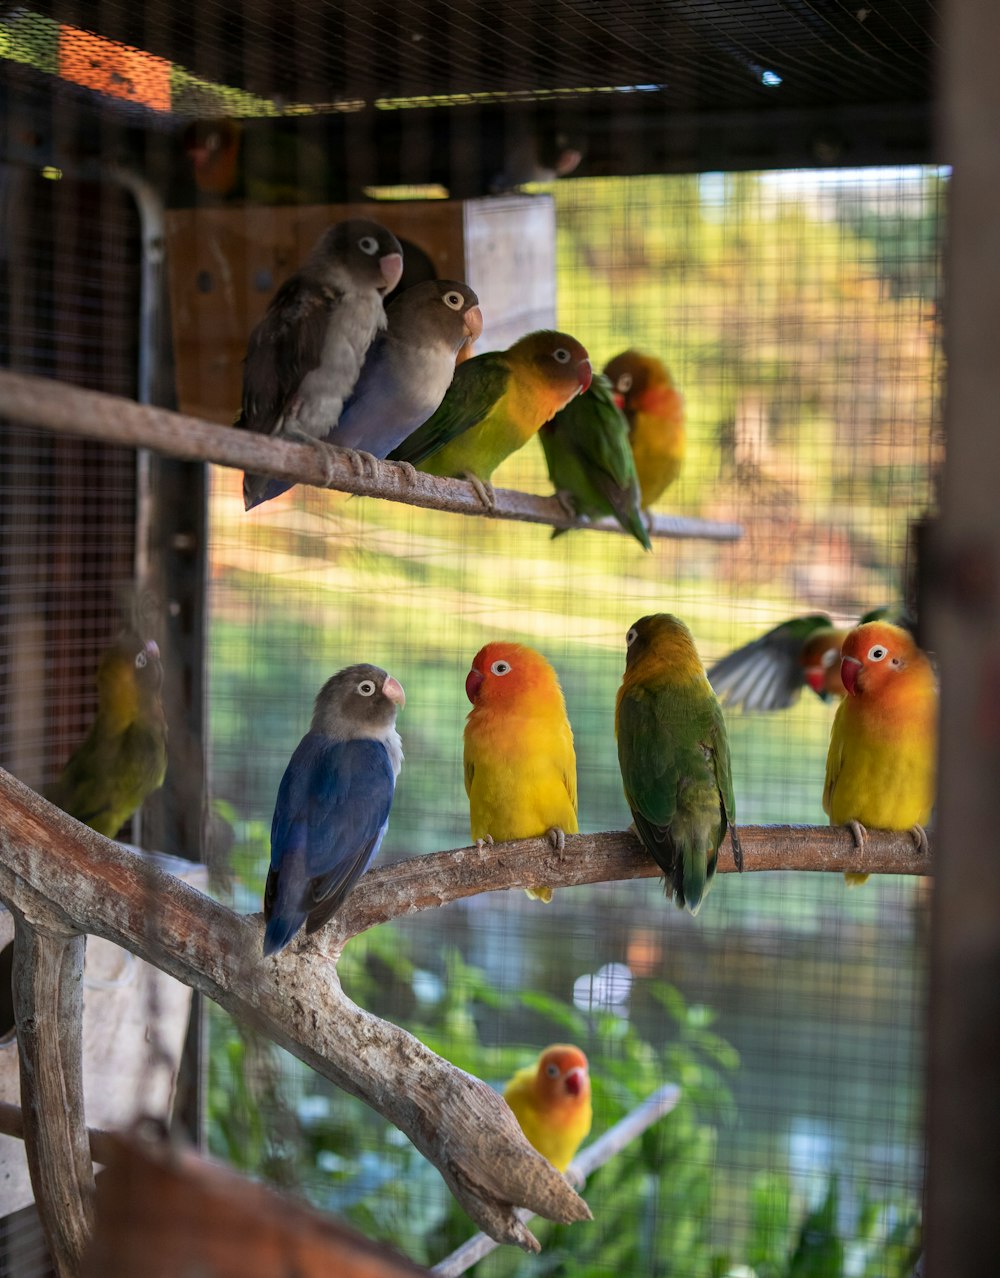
<box><xmin>612</xmin><ymin>391</ymin><xmax>625</xmax><ymax>410</ymax></box>
<box><xmin>803</xmin><ymin>667</ymin><xmax>825</xmax><ymax>694</ymax></box>
<box><xmin>465</xmin><ymin>668</ymin><xmax>484</xmax><ymax>703</ymax></box>
<box><xmin>577</xmin><ymin>359</ymin><xmax>593</xmax><ymax>392</ymax></box>
<box><xmin>564</xmin><ymin>1068</ymin><xmax>586</xmax><ymax>1097</ymax></box>
<box><xmin>840</xmin><ymin>656</ymin><xmax>862</xmax><ymax>696</ymax></box>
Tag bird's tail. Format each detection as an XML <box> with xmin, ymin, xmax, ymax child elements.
<box><xmin>262</xmin><ymin>911</ymin><xmax>303</xmax><ymax>956</ymax></box>
<box><xmin>525</xmin><ymin>885</ymin><xmax>554</xmax><ymax>903</ymax></box>
<box><xmin>673</xmin><ymin>845</ymin><xmax>716</xmax><ymax>916</ymax></box>
<box><xmin>844</xmin><ymin>871</ymin><xmax>870</xmax><ymax>888</ymax></box>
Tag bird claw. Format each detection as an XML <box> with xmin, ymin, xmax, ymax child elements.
<box><xmin>546</xmin><ymin>827</ymin><xmax>567</xmax><ymax>858</ymax></box>
<box><xmin>341</xmin><ymin>447</ymin><xmax>379</xmax><ymax>480</ymax></box>
<box><xmin>554</xmin><ymin>490</ymin><xmax>578</xmax><ymax>521</ymax></box>
<box><xmin>475</xmin><ymin>834</ymin><xmax>495</xmax><ymax>851</ymax></box>
<box><xmin>847</xmin><ymin>819</ymin><xmax>868</xmax><ymax>849</ymax></box>
<box><xmin>909</xmin><ymin>824</ymin><xmax>930</xmax><ymax>856</ymax></box>
<box><xmin>461</xmin><ymin>472</ymin><xmax>496</xmax><ymax>510</ymax></box>
<box><xmin>395</xmin><ymin>460</ymin><xmax>418</xmax><ymax>485</ymax></box>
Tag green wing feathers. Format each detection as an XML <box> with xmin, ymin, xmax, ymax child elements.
<box><xmin>389</xmin><ymin>352</ymin><xmax>510</xmax><ymax>465</ymax></box>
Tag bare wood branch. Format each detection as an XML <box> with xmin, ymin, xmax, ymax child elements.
<box><xmin>0</xmin><ymin>769</ymin><xmax>589</xmax><ymax>1252</ymax></box>
<box><xmin>432</xmin><ymin>1083</ymin><xmax>682</xmax><ymax>1277</ymax></box>
<box><xmin>332</xmin><ymin>824</ymin><xmax>931</xmax><ymax>943</ymax></box>
<box><xmin>0</xmin><ymin>371</ymin><xmax>742</xmax><ymax>543</ymax></box>
<box><xmin>0</xmin><ymin>1100</ymin><xmax>116</xmax><ymax>1165</ymax></box>
<box><xmin>10</xmin><ymin>909</ymin><xmax>95</xmax><ymax>1277</ymax></box>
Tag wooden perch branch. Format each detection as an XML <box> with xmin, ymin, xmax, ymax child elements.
<box><xmin>432</xmin><ymin>1082</ymin><xmax>682</xmax><ymax>1277</ymax></box>
<box><xmin>0</xmin><ymin>371</ymin><xmax>742</xmax><ymax>543</ymax></box>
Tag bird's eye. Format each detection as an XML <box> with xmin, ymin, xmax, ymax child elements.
<box><xmin>357</xmin><ymin>679</ymin><xmax>377</xmax><ymax>696</ymax></box>
<box><xmin>616</xmin><ymin>372</ymin><xmax>633</xmax><ymax>393</ymax></box>
<box><xmin>821</xmin><ymin>648</ymin><xmax>839</xmax><ymax>668</ymax></box>
<box><xmin>552</xmin><ymin>347</ymin><xmax>571</xmax><ymax>364</ymax></box>
<box><xmin>358</xmin><ymin>236</ymin><xmax>379</xmax><ymax>256</ymax></box>
<box><xmin>626</xmin><ymin>627</ymin><xmax>639</xmax><ymax>647</ymax></box>
<box><xmin>443</xmin><ymin>290</ymin><xmax>464</xmax><ymax>310</ymax></box>
<box><xmin>545</xmin><ymin>1062</ymin><xmax>560</xmax><ymax>1078</ymax></box>
<box><xmin>134</xmin><ymin>651</ymin><xmax>148</xmax><ymax>669</ymax></box>
<box><xmin>867</xmin><ymin>645</ymin><xmax>888</xmax><ymax>662</ymax></box>
<box><xmin>490</xmin><ymin>660</ymin><xmax>512</xmax><ymax>676</ymax></box>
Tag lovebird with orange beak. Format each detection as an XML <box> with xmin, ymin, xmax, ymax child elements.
<box><xmin>823</xmin><ymin>621</ymin><xmax>937</xmax><ymax>885</ymax></box>
<box><xmin>616</xmin><ymin>614</ymin><xmax>741</xmax><ymax>914</ymax></box>
<box><xmin>503</xmin><ymin>1044</ymin><xmax>592</xmax><ymax>1173</ymax></box>
<box><xmin>463</xmin><ymin>642</ymin><xmax>578</xmax><ymax>902</ymax></box>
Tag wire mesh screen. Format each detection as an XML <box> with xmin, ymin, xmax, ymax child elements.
<box><xmin>205</xmin><ymin>167</ymin><xmax>942</xmax><ymax>1272</ymax></box>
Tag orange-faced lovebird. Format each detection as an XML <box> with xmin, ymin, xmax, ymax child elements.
<box><xmin>503</xmin><ymin>1044</ymin><xmax>592</xmax><ymax>1173</ymax></box>
<box><xmin>616</xmin><ymin>614</ymin><xmax>741</xmax><ymax>915</ymax></box>
<box><xmin>464</xmin><ymin>642</ymin><xmax>577</xmax><ymax>903</ymax></box>
<box><xmin>823</xmin><ymin>621</ymin><xmax>937</xmax><ymax>886</ymax></box>
<box><xmin>539</xmin><ymin>372</ymin><xmax>651</xmax><ymax>550</ymax></box>
<box><xmin>237</xmin><ymin>219</ymin><xmax>404</xmax><ymax>510</ymax></box>
<box><xmin>602</xmin><ymin>350</ymin><xmax>685</xmax><ymax>510</ymax></box>
<box><xmin>262</xmin><ymin>665</ymin><xmax>405</xmax><ymax>955</ymax></box>
<box><xmin>708</xmin><ymin>613</ymin><xmax>848</xmax><ymax>712</ymax></box>
<box><xmin>389</xmin><ymin>330</ymin><xmax>592</xmax><ymax>509</ymax></box>
<box><xmin>248</xmin><ymin>280</ymin><xmax>483</xmax><ymax>508</ymax></box>
<box><xmin>46</xmin><ymin>633</ymin><xmax>167</xmax><ymax>838</ymax></box>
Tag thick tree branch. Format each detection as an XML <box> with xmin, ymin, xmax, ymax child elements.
<box><xmin>0</xmin><ymin>371</ymin><xmax>742</xmax><ymax>543</ymax></box>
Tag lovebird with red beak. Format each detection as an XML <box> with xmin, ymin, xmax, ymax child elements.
<box><xmin>262</xmin><ymin>664</ymin><xmax>405</xmax><ymax>955</ymax></box>
<box><xmin>503</xmin><ymin>1045</ymin><xmax>592</xmax><ymax>1173</ymax></box>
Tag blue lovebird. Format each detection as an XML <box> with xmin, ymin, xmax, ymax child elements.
<box><xmin>262</xmin><ymin>664</ymin><xmax>405</xmax><ymax>956</ymax></box>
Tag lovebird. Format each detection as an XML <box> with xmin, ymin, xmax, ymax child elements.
<box><xmin>539</xmin><ymin>372</ymin><xmax>651</xmax><ymax>550</ymax></box>
<box><xmin>237</xmin><ymin>219</ymin><xmax>404</xmax><ymax>511</ymax></box>
<box><xmin>503</xmin><ymin>1044</ymin><xmax>592</xmax><ymax>1173</ymax></box>
<box><xmin>616</xmin><ymin>614</ymin><xmax>742</xmax><ymax>915</ymax></box>
<box><xmin>262</xmin><ymin>664</ymin><xmax>405</xmax><ymax>955</ymax></box>
<box><xmin>603</xmin><ymin>350</ymin><xmax>686</xmax><ymax>509</ymax></box>
<box><xmin>823</xmin><ymin>621</ymin><xmax>937</xmax><ymax>886</ymax></box>
<box><xmin>389</xmin><ymin>330</ymin><xmax>592</xmax><ymax>508</ymax></box>
<box><xmin>248</xmin><ymin>280</ymin><xmax>483</xmax><ymax>507</ymax></box>
<box><xmin>46</xmin><ymin>633</ymin><xmax>167</xmax><ymax>838</ymax></box>
<box><xmin>464</xmin><ymin>642</ymin><xmax>578</xmax><ymax>903</ymax></box>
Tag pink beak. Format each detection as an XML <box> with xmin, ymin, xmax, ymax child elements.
<box><xmin>383</xmin><ymin>675</ymin><xmax>406</xmax><ymax>707</ymax></box>
<box><xmin>465</xmin><ymin>668</ymin><xmax>484</xmax><ymax>703</ymax></box>
<box><xmin>464</xmin><ymin>305</ymin><xmax>484</xmax><ymax>342</ymax></box>
<box><xmin>577</xmin><ymin>359</ymin><xmax>593</xmax><ymax>392</ymax></box>
<box><xmin>380</xmin><ymin>252</ymin><xmax>404</xmax><ymax>292</ymax></box>
<box><xmin>564</xmin><ymin>1068</ymin><xmax>587</xmax><ymax>1097</ymax></box>
<box><xmin>840</xmin><ymin>656</ymin><xmax>862</xmax><ymax>696</ymax></box>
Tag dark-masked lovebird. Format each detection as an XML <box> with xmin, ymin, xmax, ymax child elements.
<box><xmin>238</xmin><ymin>219</ymin><xmax>404</xmax><ymax>511</ymax></box>
<box><xmin>262</xmin><ymin>665</ymin><xmax>405</xmax><ymax>955</ymax></box>
<box><xmin>603</xmin><ymin>350</ymin><xmax>685</xmax><ymax>510</ymax></box>
<box><xmin>247</xmin><ymin>280</ymin><xmax>483</xmax><ymax>508</ymax></box>
<box><xmin>46</xmin><ymin>633</ymin><xmax>167</xmax><ymax>838</ymax></box>
<box><xmin>539</xmin><ymin>373</ymin><xmax>651</xmax><ymax>550</ymax></box>
<box><xmin>389</xmin><ymin>330</ymin><xmax>592</xmax><ymax>508</ymax></box>
<box><xmin>503</xmin><ymin>1045</ymin><xmax>592</xmax><ymax>1173</ymax></box>
<box><xmin>823</xmin><ymin>621</ymin><xmax>937</xmax><ymax>886</ymax></box>
<box><xmin>707</xmin><ymin>613</ymin><xmax>847</xmax><ymax>712</ymax></box>
<box><xmin>464</xmin><ymin>642</ymin><xmax>578</xmax><ymax>903</ymax></box>
<box><xmin>616</xmin><ymin>614</ymin><xmax>742</xmax><ymax>915</ymax></box>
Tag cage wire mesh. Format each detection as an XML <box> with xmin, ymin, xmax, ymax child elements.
<box><xmin>203</xmin><ymin>167</ymin><xmax>942</xmax><ymax>1273</ymax></box>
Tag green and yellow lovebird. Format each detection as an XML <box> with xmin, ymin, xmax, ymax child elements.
<box><xmin>539</xmin><ymin>372</ymin><xmax>651</xmax><ymax>550</ymax></box>
<box><xmin>46</xmin><ymin>632</ymin><xmax>168</xmax><ymax>838</ymax></box>
<box><xmin>389</xmin><ymin>329</ymin><xmax>591</xmax><ymax>507</ymax></box>
<box><xmin>615</xmin><ymin>614</ymin><xmax>741</xmax><ymax>914</ymax></box>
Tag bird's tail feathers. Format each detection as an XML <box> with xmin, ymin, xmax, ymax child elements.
<box><xmin>262</xmin><ymin>913</ymin><xmax>303</xmax><ymax>956</ymax></box>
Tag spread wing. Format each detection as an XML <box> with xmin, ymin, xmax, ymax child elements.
<box><xmin>389</xmin><ymin>351</ymin><xmax>510</xmax><ymax>464</ymax></box>
<box><xmin>707</xmin><ymin>614</ymin><xmax>835</xmax><ymax>711</ymax></box>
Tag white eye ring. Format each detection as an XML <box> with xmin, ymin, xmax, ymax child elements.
<box><xmin>490</xmin><ymin>660</ymin><xmax>511</xmax><ymax>676</ymax></box>
<box><xmin>867</xmin><ymin>645</ymin><xmax>888</xmax><ymax>662</ymax></box>
<box><xmin>552</xmin><ymin>347</ymin><xmax>571</xmax><ymax>364</ymax></box>
<box><xmin>443</xmin><ymin>290</ymin><xmax>464</xmax><ymax>310</ymax></box>
<box><xmin>626</xmin><ymin>626</ymin><xmax>639</xmax><ymax>647</ymax></box>
<box><xmin>821</xmin><ymin>648</ymin><xmax>839</xmax><ymax>668</ymax></box>
<box><xmin>545</xmin><ymin>1062</ymin><xmax>560</xmax><ymax>1078</ymax></box>
<box><xmin>357</xmin><ymin>679</ymin><xmax>377</xmax><ymax>696</ymax></box>
<box><xmin>134</xmin><ymin>651</ymin><xmax>148</xmax><ymax>669</ymax></box>
<box><xmin>358</xmin><ymin>236</ymin><xmax>379</xmax><ymax>256</ymax></box>
<box><xmin>616</xmin><ymin>372</ymin><xmax>633</xmax><ymax>393</ymax></box>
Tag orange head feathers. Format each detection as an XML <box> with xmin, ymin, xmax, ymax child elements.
<box><xmin>801</xmin><ymin>626</ymin><xmax>849</xmax><ymax>698</ymax></box>
<box><xmin>502</xmin><ymin>1044</ymin><xmax>592</xmax><ymax>1172</ymax></box>
<box><xmin>465</xmin><ymin>642</ymin><xmax>568</xmax><ymax>713</ymax></box>
<box><xmin>533</xmin><ymin>1045</ymin><xmax>590</xmax><ymax>1106</ymax></box>
<box><xmin>839</xmin><ymin>621</ymin><xmax>933</xmax><ymax>702</ymax></box>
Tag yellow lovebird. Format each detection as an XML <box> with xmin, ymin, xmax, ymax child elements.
<box><xmin>503</xmin><ymin>1044</ymin><xmax>592</xmax><ymax>1173</ymax></box>
<box><xmin>823</xmin><ymin>621</ymin><xmax>937</xmax><ymax>886</ymax></box>
<box><xmin>464</xmin><ymin>641</ymin><xmax>578</xmax><ymax>902</ymax></box>
<box><xmin>603</xmin><ymin>350</ymin><xmax>686</xmax><ymax>510</ymax></box>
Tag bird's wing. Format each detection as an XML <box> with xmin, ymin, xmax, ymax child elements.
<box><xmin>388</xmin><ymin>351</ymin><xmax>510</xmax><ymax>464</ymax></box>
<box><xmin>706</xmin><ymin>614</ymin><xmax>835</xmax><ymax>712</ymax></box>
<box><xmin>617</xmin><ymin>687</ymin><xmax>683</xmax><ymax>865</ymax></box>
<box><xmin>237</xmin><ymin>276</ymin><xmax>339</xmax><ymax>436</ymax></box>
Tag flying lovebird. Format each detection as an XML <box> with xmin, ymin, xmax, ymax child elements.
<box><xmin>389</xmin><ymin>330</ymin><xmax>592</xmax><ymax>508</ymax></box>
<box><xmin>249</xmin><ymin>280</ymin><xmax>483</xmax><ymax>507</ymax></box>
<box><xmin>823</xmin><ymin>621</ymin><xmax>937</xmax><ymax>886</ymax></box>
<box><xmin>603</xmin><ymin>350</ymin><xmax>685</xmax><ymax>510</ymax></box>
<box><xmin>503</xmin><ymin>1044</ymin><xmax>592</xmax><ymax>1173</ymax></box>
<box><xmin>237</xmin><ymin>218</ymin><xmax>404</xmax><ymax>511</ymax></box>
<box><xmin>46</xmin><ymin>632</ymin><xmax>167</xmax><ymax>839</ymax></box>
<box><xmin>464</xmin><ymin>642</ymin><xmax>578</xmax><ymax>903</ymax></box>
<box><xmin>616</xmin><ymin>614</ymin><xmax>742</xmax><ymax>915</ymax></box>
<box><xmin>539</xmin><ymin>372</ymin><xmax>651</xmax><ymax>550</ymax></box>
<box><xmin>262</xmin><ymin>664</ymin><xmax>405</xmax><ymax>955</ymax></box>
